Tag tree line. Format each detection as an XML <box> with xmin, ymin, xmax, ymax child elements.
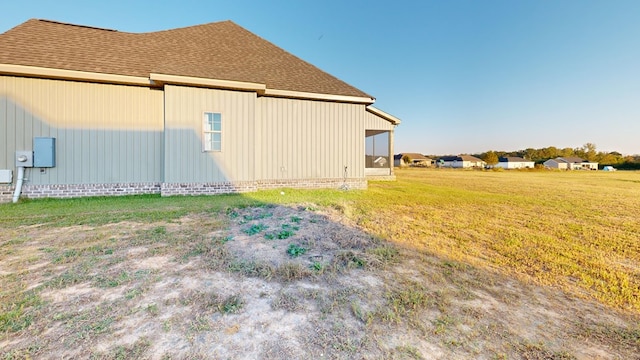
<box><xmin>474</xmin><ymin>143</ymin><xmax>640</xmax><ymax>169</ymax></box>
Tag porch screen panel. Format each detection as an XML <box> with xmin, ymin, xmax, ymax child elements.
<box><xmin>365</xmin><ymin>130</ymin><xmax>390</xmax><ymax>168</ymax></box>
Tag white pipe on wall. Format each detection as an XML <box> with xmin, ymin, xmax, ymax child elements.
<box><xmin>12</xmin><ymin>167</ymin><xmax>25</xmax><ymax>203</ymax></box>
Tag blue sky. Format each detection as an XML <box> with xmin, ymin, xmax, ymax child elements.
<box><xmin>3</xmin><ymin>0</ymin><xmax>639</xmax><ymax>155</ymax></box>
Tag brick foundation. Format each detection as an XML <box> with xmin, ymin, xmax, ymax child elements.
<box><xmin>0</xmin><ymin>178</ymin><xmax>369</xmax><ymax>203</ymax></box>
<box><xmin>160</xmin><ymin>178</ymin><xmax>368</xmax><ymax>196</ymax></box>
<box><xmin>0</xmin><ymin>186</ymin><xmax>14</xmax><ymax>203</ymax></box>
<box><xmin>21</xmin><ymin>183</ymin><xmax>161</xmax><ymax>200</ymax></box>
<box><xmin>160</xmin><ymin>181</ymin><xmax>258</xmax><ymax>196</ymax></box>
<box><xmin>366</xmin><ymin>175</ymin><xmax>397</xmax><ymax>181</ymax></box>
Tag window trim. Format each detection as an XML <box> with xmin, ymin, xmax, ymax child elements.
<box><xmin>203</xmin><ymin>111</ymin><xmax>222</xmax><ymax>152</ymax></box>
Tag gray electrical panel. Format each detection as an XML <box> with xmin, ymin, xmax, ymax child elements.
<box><xmin>34</xmin><ymin>137</ymin><xmax>56</xmax><ymax>167</ymax></box>
<box><xmin>15</xmin><ymin>151</ymin><xmax>34</xmax><ymax>167</ymax></box>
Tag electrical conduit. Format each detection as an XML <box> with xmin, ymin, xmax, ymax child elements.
<box><xmin>12</xmin><ymin>166</ymin><xmax>25</xmax><ymax>203</ymax></box>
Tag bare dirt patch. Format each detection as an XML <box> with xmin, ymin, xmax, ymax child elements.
<box><xmin>1</xmin><ymin>204</ymin><xmax>638</xmax><ymax>359</ymax></box>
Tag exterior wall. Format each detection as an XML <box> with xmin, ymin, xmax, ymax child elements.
<box><xmin>160</xmin><ymin>178</ymin><xmax>367</xmax><ymax>196</ymax></box>
<box><xmin>1</xmin><ymin>78</ymin><xmax>393</xmax><ymax>202</ymax></box>
<box><xmin>569</xmin><ymin>162</ymin><xmax>598</xmax><ymax>170</ymax></box>
<box><xmin>163</xmin><ymin>85</ymin><xmax>256</xmax><ymax>183</ymax></box>
<box><xmin>0</xmin><ymin>75</ymin><xmax>164</xmax><ymax>185</ymax></box>
<box><xmin>496</xmin><ymin>161</ymin><xmax>535</xmax><ymax>169</ymax></box>
<box><xmin>23</xmin><ymin>182</ymin><xmax>161</xmax><ymax>198</ymax></box>
<box><xmin>364</xmin><ymin>110</ymin><xmax>395</xmax><ymax>131</ymax></box>
<box><xmin>543</xmin><ymin>160</ymin><xmax>560</xmax><ymax>169</ymax></box>
<box><xmin>544</xmin><ymin>159</ymin><xmax>596</xmax><ymax>170</ymax></box>
<box><xmin>1</xmin><ymin>182</ymin><xmax>161</xmax><ymax>203</ymax></box>
<box><xmin>256</xmin><ymin>97</ymin><xmax>366</xmax><ymax>181</ymax></box>
<box><xmin>441</xmin><ymin>160</ymin><xmax>483</xmax><ymax>168</ymax></box>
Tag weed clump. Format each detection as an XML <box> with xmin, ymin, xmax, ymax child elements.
<box><xmin>286</xmin><ymin>244</ymin><xmax>307</xmax><ymax>257</ymax></box>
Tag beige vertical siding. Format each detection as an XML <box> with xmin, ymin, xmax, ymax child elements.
<box><xmin>163</xmin><ymin>85</ymin><xmax>256</xmax><ymax>183</ymax></box>
<box><xmin>364</xmin><ymin>110</ymin><xmax>395</xmax><ymax>131</ymax></box>
<box><xmin>257</xmin><ymin>97</ymin><xmax>365</xmax><ymax>180</ymax></box>
<box><xmin>0</xmin><ymin>76</ymin><xmax>163</xmax><ymax>184</ymax></box>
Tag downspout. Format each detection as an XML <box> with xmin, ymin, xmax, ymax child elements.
<box><xmin>12</xmin><ymin>166</ymin><xmax>26</xmax><ymax>203</ymax></box>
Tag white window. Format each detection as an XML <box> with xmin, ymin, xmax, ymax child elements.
<box><xmin>203</xmin><ymin>112</ymin><xmax>221</xmax><ymax>151</ymax></box>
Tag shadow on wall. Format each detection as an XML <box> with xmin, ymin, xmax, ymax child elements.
<box><xmin>0</xmin><ymin>95</ymin><xmax>234</xmax><ymax>200</ymax></box>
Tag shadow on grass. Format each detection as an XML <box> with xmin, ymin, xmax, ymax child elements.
<box><xmin>1</xmin><ymin>189</ymin><xmax>638</xmax><ymax>359</ymax></box>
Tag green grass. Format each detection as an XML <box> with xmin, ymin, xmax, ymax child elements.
<box><xmin>1</xmin><ymin>169</ymin><xmax>639</xmax><ymax>312</ymax></box>
<box><xmin>356</xmin><ymin>169</ymin><xmax>640</xmax><ymax>312</ymax></box>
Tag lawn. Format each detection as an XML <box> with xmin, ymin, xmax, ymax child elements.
<box><xmin>356</xmin><ymin>168</ymin><xmax>640</xmax><ymax>312</ymax></box>
<box><xmin>1</xmin><ymin>168</ymin><xmax>638</xmax><ymax>359</ymax></box>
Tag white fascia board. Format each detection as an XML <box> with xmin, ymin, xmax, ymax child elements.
<box><xmin>366</xmin><ymin>106</ymin><xmax>401</xmax><ymax>125</ymax></box>
<box><xmin>0</xmin><ymin>64</ymin><xmax>152</xmax><ymax>86</ymax></box>
<box><xmin>263</xmin><ymin>88</ymin><xmax>375</xmax><ymax>104</ymax></box>
<box><xmin>149</xmin><ymin>73</ymin><xmax>266</xmax><ymax>93</ymax></box>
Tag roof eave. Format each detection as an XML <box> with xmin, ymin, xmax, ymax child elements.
<box><xmin>0</xmin><ymin>65</ymin><xmax>379</xmax><ymax>105</ymax></box>
<box><xmin>263</xmin><ymin>88</ymin><xmax>374</xmax><ymax>104</ymax></box>
<box><xmin>149</xmin><ymin>73</ymin><xmax>267</xmax><ymax>93</ymax></box>
<box><xmin>366</xmin><ymin>106</ymin><xmax>401</xmax><ymax>125</ymax></box>
<box><xmin>0</xmin><ymin>64</ymin><xmax>152</xmax><ymax>86</ymax></box>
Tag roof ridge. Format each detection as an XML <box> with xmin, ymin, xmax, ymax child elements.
<box><xmin>36</xmin><ymin>19</ymin><xmax>118</xmax><ymax>32</ymax></box>
<box><xmin>143</xmin><ymin>20</ymin><xmax>234</xmax><ymax>35</ymax></box>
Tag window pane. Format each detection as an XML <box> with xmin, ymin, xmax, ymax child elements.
<box><xmin>204</xmin><ymin>113</ymin><xmax>213</xmax><ymax>131</ymax></box>
<box><xmin>203</xmin><ymin>133</ymin><xmax>212</xmax><ymax>151</ymax></box>
<box><xmin>203</xmin><ymin>112</ymin><xmax>222</xmax><ymax>152</ymax></box>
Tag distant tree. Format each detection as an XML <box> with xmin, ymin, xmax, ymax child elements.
<box><xmin>560</xmin><ymin>147</ymin><xmax>574</xmax><ymax>157</ymax></box>
<box><xmin>483</xmin><ymin>151</ymin><xmax>499</xmax><ymax>165</ymax></box>
<box><xmin>522</xmin><ymin>148</ymin><xmax>537</xmax><ymax>161</ymax></box>
<box><xmin>541</xmin><ymin>146</ymin><xmax>559</xmax><ymax>160</ymax></box>
<box><xmin>598</xmin><ymin>152</ymin><xmax>623</xmax><ymax>165</ymax></box>
<box><xmin>582</xmin><ymin>143</ymin><xmax>597</xmax><ymax>161</ymax></box>
<box><xmin>401</xmin><ymin>154</ymin><xmax>411</xmax><ymax>166</ymax></box>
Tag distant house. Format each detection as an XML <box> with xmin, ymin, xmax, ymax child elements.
<box><xmin>495</xmin><ymin>157</ymin><xmax>535</xmax><ymax>169</ymax></box>
<box><xmin>394</xmin><ymin>153</ymin><xmax>432</xmax><ymax>167</ymax></box>
<box><xmin>438</xmin><ymin>155</ymin><xmax>485</xmax><ymax>169</ymax></box>
<box><xmin>543</xmin><ymin>157</ymin><xmax>598</xmax><ymax>170</ymax></box>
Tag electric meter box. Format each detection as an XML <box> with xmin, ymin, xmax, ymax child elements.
<box><xmin>15</xmin><ymin>151</ymin><xmax>33</xmax><ymax>167</ymax></box>
<box><xmin>34</xmin><ymin>137</ymin><xmax>56</xmax><ymax>167</ymax></box>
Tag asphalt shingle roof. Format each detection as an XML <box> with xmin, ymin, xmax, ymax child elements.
<box><xmin>0</xmin><ymin>19</ymin><xmax>372</xmax><ymax>98</ymax></box>
<box><xmin>395</xmin><ymin>153</ymin><xmax>430</xmax><ymax>161</ymax></box>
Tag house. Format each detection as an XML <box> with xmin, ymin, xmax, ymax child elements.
<box><xmin>437</xmin><ymin>155</ymin><xmax>486</xmax><ymax>169</ymax></box>
<box><xmin>495</xmin><ymin>157</ymin><xmax>535</xmax><ymax>169</ymax></box>
<box><xmin>543</xmin><ymin>157</ymin><xmax>598</xmax><ymax>170</ymax></box>
<box><xmin>0</xmin><ymin>19</ymin><xmax>400</xmax><ymax>202</ymax></box>
<box><xmin>394</xmin><ymin>153</ymin><xmax>432</xmax><ymax>167</ymax></box>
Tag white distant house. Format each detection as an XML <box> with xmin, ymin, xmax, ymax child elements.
<box><xmin>543</xmin><ymin>157</ymin><xmax>598</xmax><ymax>170</ymax></box>
<box><xmin>438</xmin><ymin>155</ymin><xmax>485</xmax><ymax>169</ymax></box>
<box><xmin>495</xmin><ymin>157</ymin><xmax>535</xmax><ymax>169</ymax></box>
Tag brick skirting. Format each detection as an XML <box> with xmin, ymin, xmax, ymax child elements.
<box><xmin>0</xmin><ymin>186</ymin><xmax>14</xmax><ymax>203</ymax></box>
<box><xmin>22</xmin><ymin>183</ymin><xmax>162</xmax><ymax>200</ymax></box>
<box><xmin>160</xmin><ymin>178</ymin><xmax>368</xmax><ymax>196</ymax></box>
<box><xmin>0</xmin><ymin>177</ymin><xmax>369</xmax><ymax>202</ymax></box>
